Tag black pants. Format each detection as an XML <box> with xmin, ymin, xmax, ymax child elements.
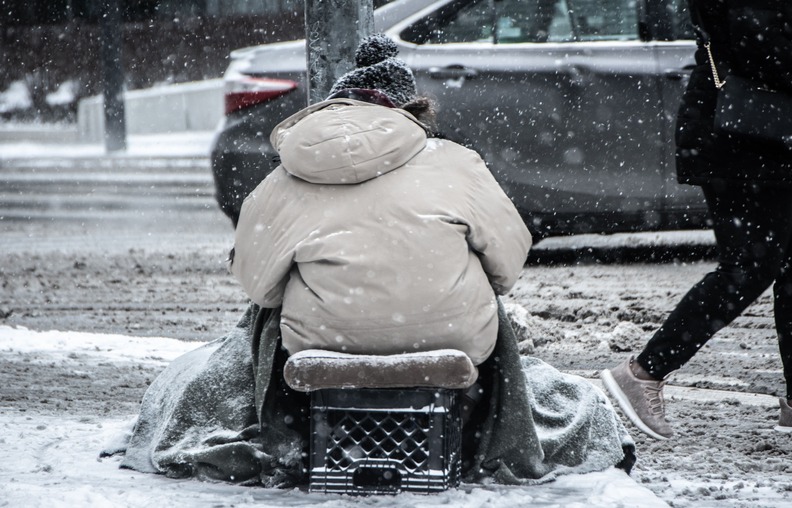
<box><xmin>637</xmin><ymin>182</ymin><xmax>792</xmax><ymax>399</ymax></box>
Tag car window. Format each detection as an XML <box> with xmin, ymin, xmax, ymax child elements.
<box><xmin>563</xmin><ymin>0</ymin><xmax>639</xmax><ymax>41</ymax></box>
<box><xmin>494</xmin><ymin>0</ymin><xmax>573</xmax><ymax>42</ymax></box>
<box><xmin>419</xmin><ymin>0</ymin><xmax>495</xmax><ymax>44</ymax></box>
<box><xmin>667</xmin><ymin>0</ymin><xmax>695</xmax><ymax>40</ymax></box>
<box><xmin>401</xmin><ymin>0</ymin><xmax>641</xmax><ymax>45</ymax></box>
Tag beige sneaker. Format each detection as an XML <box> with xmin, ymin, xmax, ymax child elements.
<box><xmin>774</xmin><ymin>398</ymin><xmax>792</xmax><ymax>433</ymax></box>
<box><xmin>600</xmin><ymin>356</ymin><xmax>674</xmax><ymax>440</ymax></box>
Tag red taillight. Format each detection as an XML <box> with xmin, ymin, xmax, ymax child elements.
<box><xmin>224</xmin><ymin>77</ymin><xmax>298</xmax><ymax>115</ymax></box>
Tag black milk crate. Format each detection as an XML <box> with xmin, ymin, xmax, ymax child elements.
<box><xmin>309</xmin><ymin>388</ymin><xmax>462</xmax><ymax>495</ymax></box>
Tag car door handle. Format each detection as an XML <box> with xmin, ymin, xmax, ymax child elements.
<box><xmin>664</xmin><ymin>64</ymin><xmax>696</xmax><ymax>81</ymax></box>
<box><xmin>563</xmin><ymin>65</ymin><xmax>590</xmax><ymax>86</ymax></box>
<box><xmin>428</xmin><ymin>65</ymin><xmax>479</xmax><ymax>80</ymax></box>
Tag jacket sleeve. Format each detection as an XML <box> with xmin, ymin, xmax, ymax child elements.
<box><xmin>461</xmin><ymin>149</ymin><xmax>532</xmax><ymax>295</ymax></box>
<box><xmin>229</xmin><ymin>172</ymin><xmax>294</xmax><ymax>308</ymax></box>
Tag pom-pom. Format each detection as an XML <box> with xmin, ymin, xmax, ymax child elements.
<box><xmin>355</xmin><ymin>33</ymin><xmax>399</xmax><ymax>67</ymax></box>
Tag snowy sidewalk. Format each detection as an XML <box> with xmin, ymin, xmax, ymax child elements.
<box><xmin>0</xmin><ymin>327</ymin><xmax>669</xmax><ymax>508</ymax></box>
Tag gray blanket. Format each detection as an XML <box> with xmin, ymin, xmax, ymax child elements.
<box><xmin>112</xmin><ymin>301</ymin><xmax>634</xmax><ymax>487</ymax></box>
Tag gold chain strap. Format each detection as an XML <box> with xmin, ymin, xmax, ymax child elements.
<box><xmin>704</xmin><ymin>42</ymin><xmax>726</xmax><ymax>89</ymax></box>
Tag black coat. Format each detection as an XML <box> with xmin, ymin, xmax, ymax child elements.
<box><xmin>675</xmin><ymin>0</ymin><xmax>792</xmax><ymax>187</ymax></box>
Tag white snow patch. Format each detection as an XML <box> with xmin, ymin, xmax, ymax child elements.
<box><xmin>0</xmin><ymin>130</ymin><xmax>215</xmax><ymax>159</ymax></box>
<box><xmin>532</xmin><ymin>230</ymin><xmax>716</xmax><ymax>251</ymax></box>
<box><xmin>0</xmin><ymin>80</ymin><xmax>32</xmax><ymax>113</ymax></box>
<box><xmin>45</xmin><ymin>80</ymin><xmax>79</xmax><ymax>106</ymax></box>
<box><xmin>0</xmin><ymin>326</ymin><xmax>204</xmax><ymax>366</ymax></box>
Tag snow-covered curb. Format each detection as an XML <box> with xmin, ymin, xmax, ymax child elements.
<box><xmin>0</xmin><ymin>130</ymin><xmax>215</xmax><ymax>159</ymax></box>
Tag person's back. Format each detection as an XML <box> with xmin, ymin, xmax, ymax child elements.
<box><xmin>232</xmin><ymin>99</ymin><xmax>531</xmax><ymax>365</ymax></box>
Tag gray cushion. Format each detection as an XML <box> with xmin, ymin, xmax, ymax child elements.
<box><xmin>283</xmin><ymin>349</ymin><xmax>479</xmax><ymax>392</ymax></box>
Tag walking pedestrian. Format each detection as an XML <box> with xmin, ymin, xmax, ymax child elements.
<box><xmin>601</xmin><ymin>0</ymin><xmax>792</xmax><ymax>440</ymax></box>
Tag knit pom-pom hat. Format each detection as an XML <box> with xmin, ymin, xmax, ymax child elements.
<box><xmin>327</xmin><ymin>34</ymin><xmax>417</xmax><ymax>107</ymax></box>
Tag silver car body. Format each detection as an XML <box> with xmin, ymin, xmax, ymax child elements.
<box><xmin>210</xmin><ymin>0</ymin><xmax>703</xmax><ymax>237</ymax></box>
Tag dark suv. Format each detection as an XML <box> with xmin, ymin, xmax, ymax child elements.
<box><xmin>210</xmin><ymin>0</ymin><xmax>703</xmax><ymax>238</ymax></box>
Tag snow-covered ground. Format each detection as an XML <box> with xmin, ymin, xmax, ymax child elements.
<box><xmin>0</xmin><ymin>130</ymin><xmax>668</xmax><ymax>506</ymax></box>
<box><xmin>2</xmin><ymin>130</ymin><xmax>791</xmax><ymax>507</ymax></box>
<box><xmin>0</xmin><ymin>327</ymin><xmax>664</xmax><ymax>508</ymax></box>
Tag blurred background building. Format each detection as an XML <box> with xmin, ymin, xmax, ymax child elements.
<box><xmin>0</xmin><ymin>0</ymin><xmax>304</xmax><ymax>122</ymax></box>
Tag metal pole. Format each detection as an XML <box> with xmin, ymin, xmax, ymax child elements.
<box><xmin>100</xmin><ymin>0</ymin><xmax>127</xmax><ymax>152</ymax></box>
<box><xmin>304</xmin><ymin>0</ymin><xmax>373</xmax><ymax>105</ymax></box>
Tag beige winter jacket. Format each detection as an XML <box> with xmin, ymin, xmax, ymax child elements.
<box><xmin>231</xmin><ymin>99</ymin><xmax>531</xmax><ymax>365</ymax></box>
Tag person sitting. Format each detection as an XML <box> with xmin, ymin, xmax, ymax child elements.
<box><xmin>230</xmin><ymin>33</ymin><xmax>531</xmax><ymax>367</ymax></box>
<box><xmin>111</xmin><ymin>34</ymin><xmax>635</xmax><ymax>489</ymax></box>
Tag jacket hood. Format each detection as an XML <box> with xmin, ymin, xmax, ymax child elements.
<box><xmin>270</xmin><ymin>99</ymin><xmax>428</xmax><ymax>185</ymax></box>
